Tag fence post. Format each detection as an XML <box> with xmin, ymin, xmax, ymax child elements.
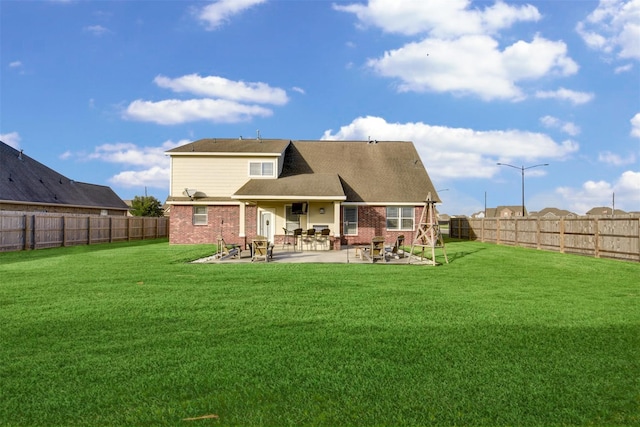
<box><xmin>496</xmin><ymin>218</ymin><xmax>501</xmax><ymax>245</ymax></box>
<box><xmin>24</xmin><ymin>214</ymin><xmax>30</xmax><ymax>250</ymax></box>
<box><xmin>62</xmin><ymin>216</ymin><xmax>67</xmax><ymax>247</ymax></box>
<box><xmin>594</xmin><ymin>217</ymin><xmax>600</xmax><ymax>258</ymax></box>
<box><xmin>560</xmin><ymin>218</ymin><xmax>565</xmax><ymax>253</ymax></box>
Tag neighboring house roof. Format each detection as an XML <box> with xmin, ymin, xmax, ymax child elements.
<box><xmin>530</xmin><ymin>207</ymin><xmax>576</xmax><ymax>217</ymax></box>
<box><xmin>0</xmin><ymin>141</ymin><xmax>128</xmax><ymax>210</ymax></box>
<box><xmin>168</xmin><ymin>139</ymin><xmax>439</xmax><ymax>204</ymax></box>
<box><xmin>484</xmin><ymin>206</ymin><xmax>526</xmax><ymax>217</ymax></box>
<box><xmin>586</xmin><ymin>206</ymin><xmax>627</xmax><ymax>216</ymax></box>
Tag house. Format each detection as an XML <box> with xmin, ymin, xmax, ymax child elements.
<box><xmin>0</xmin><ymin>141</ymin><xmax>129</xmax><ymax>215</ymax></box>
<box><xmin>484</xmin><ymin>206</ymin><xmax>527</xmax><ymax>218</ymax></box>
<box><xmin>529</xmin><ymin>207</ymin><xmax>577</xmax><ymax>218</ymax></box>
<box><xmin>165</xmin><ymin>138</ymin><xmax>440</xmax><ymax>249</ymax></box>
<box><xmin>586</xmin><ymin>206</ymin><xmax>627</xmax><ymax>217</ymax></box>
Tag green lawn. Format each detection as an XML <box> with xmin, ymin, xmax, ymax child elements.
<box><xmin>1</xmin><ymin>239</ymin><xmax>638</xmax><ymax>426</ymax></box>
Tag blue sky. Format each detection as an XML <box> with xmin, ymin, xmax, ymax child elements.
<box><xmin>2</xmin><ymin>0</ymin><xmax>639</xmax><ymax>215</ymax></box>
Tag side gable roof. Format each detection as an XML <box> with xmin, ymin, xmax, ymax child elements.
<box><xmin>0</xmin><ymin>141</ymin><xmax>128</xmax><ymax>210</ymax></box>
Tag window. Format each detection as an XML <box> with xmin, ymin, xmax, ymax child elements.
<box><xmin>285</xmin><ymin>205</ymin><xmax>301</xmax><ymax>232</ymax></box>
<box><xmin>343</xmin><ymin>206</ymin><xmax>357</xmax><ymax>235</ymax></box>
<box><xmin>249</xmin><ymin>161</ymin><xmax>274</xmax><ymax>177</ymax></box>
<box><xmin>193</xmin><ymin>206</ymin><xmax>207</xmax><ymax>225</ymax></box>
<box><xmin>386</xmin><ymin>206</ymin><xmax>414</xmax><ymax>230</ymax></box>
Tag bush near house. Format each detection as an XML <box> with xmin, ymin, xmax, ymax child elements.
<box><xmin>0</xmin><ymin>240</ymin><xmax>638</xmax><ymax>426</ymax></box>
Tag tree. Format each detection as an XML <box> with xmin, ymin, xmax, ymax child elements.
<box><xmin>129</xmin><ymin>195</ymin><xmax>164</xmax><ymax>217</ymax></box>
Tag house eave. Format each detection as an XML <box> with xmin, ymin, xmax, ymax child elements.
<box><xmin>0</xmin><ymin>199</ymin><xmax>128</xmax><ymax>211</ymax></box>
<box><xmin>231</xmin><ymin>195</ymin><xmax>347</xmax><ymax>201</ymax></box>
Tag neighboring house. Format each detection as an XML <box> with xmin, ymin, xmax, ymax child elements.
<box><xmin>165</xmin><ymin>138</ymin><xmax>440</xmax><ymax>249</ymax></box>
<box><xmin>484</xmin><ymin>206</ymin><xmax>527</xmax><ymax>218</ymax></box>
<box><xmin>586</xmin><ymin>206</ymin><xmax>627</xmax><ymax>216</ymax></box>
<box><xmin>529</xmin><ymin>207</ymin><xmax>577</xmax><ymax>218</ymax></box>
<box><xmin>1</xmin><ymin>141</ymin><xmax>128</xmax><ymax>215</ymax></box>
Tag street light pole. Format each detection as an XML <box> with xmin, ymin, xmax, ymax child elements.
<box><xmin>497</xmin><ymin>163</ymin><xmax>549</xmax><ymax>217</ymax></box>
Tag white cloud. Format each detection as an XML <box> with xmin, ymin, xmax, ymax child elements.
<box><xmin>321</xmin><ymin>116</ymin><xmax>578</xmax><ymax>180</ymax></box>
<box><xmin>540</xmin><ymin>115</ymin><xmax>581</xmax><ymax>136</ymax></box>
<box><xmin>334</xmin><ymin>0</ymin><xmax>541</xmax><ymax>38</ymax></box>
<box><xmin>337</xmin><ymin>1</ymin><xmax>579</xmax><ymax>101</ymax></box>
<box><xmin>197</xmin><ymin>0</ymin><xmax>266</xmax><ymax>30</ymax></box>
<box><xmin>291</xmin><ymin>86</ymin><xmax>305</xmax><ymax>95</ymax></box>
<box><xmin>154</xmin><ymin>74</ymin><xmax>288</xmax><ymax>105</ymax></box>
<box><xmin>615</xmin><ymin>63</ymin><xmax>634</xmax><ymax>73</ymax></box>
<box><xmin>0</xmin><ymin>132</ymin><xmax>21</xmax><ymax>149</ymax></box>
<box><xmin>631</xmin><ymin>112</ymin><xmax>640</xmax><ymax>137</ymax></box>
<box><xmin>535</xmin><ymin>87</ymin><xmax>595</xmax><ymax>105</ymax></box>
<box><xmin>367</xmin><ymin>34</ymin><xmax>578</xmax><ymax>101</ymax></box>
<box><xmin>556</xmin><ymin>170</ymin><xmax>640</xmax><ymax>214</ymax></box>
<box><xmin>83</xmin><ymin>25</ymin><xmax>110</xmax><ymax>36</ymax></box>
<box><xmin>576</xmin><ymin>0</ymin><xmax>640</xmax><ymax>60</ymax></box>
<box><xmin>124</xmin><ymin>98</ymin><xmax>273</xmax><ymax>125</ymax></box>
<box><xmin>109</xmin><ymin>166</ymin><xmax>170</xmax><ymax>190</ymax></box>
<box><xmin>85</xmin><ymin>140</ymin><xmax>181</xmax><ymax>166</ymax></box>
<box><xmin>80</xmin><ymin>140</ymin><xmax>187</xmax><ymax>190</ymax></box>
<box><xmin>9</xmin><ymin>60</ymin><xmax>22</xmax><ymax>68</ymax></box>
<box><xmin>598</xmin><ymin>150</ymin><xmax>637</xmax><ymax>166</ymax></box>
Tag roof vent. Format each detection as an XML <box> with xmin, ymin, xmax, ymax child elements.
<box><xmin>18</xmin><ymin>149</ymin><xmax>23</xmax><ymax>160</ymax></box>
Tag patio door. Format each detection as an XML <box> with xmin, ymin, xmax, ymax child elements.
<box><xmin>259</xmin><ymin>209</ymin><xmax>275</xmax><ymax>243</ymax></box>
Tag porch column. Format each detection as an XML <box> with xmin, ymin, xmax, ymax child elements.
<box><xmin>333</xmin><ymin>201</ymin><xmax>341</xmax><ymax>238</ymax></box>
<box><xmin>239</xmin><ymin>202</ymin><xmax>246</xmax><ymax>237</ymax></box>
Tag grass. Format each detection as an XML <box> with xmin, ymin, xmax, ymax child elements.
<box><xmin>0</xmin><ymin>239</ymin><xmax>638</xmax><ymax>426</ymax></box>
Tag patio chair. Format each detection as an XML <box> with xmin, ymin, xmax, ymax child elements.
<box><xmin>388</xmin><ymin>235</ymin><xmax>405</xmax><ymax>259</ymax></box>
<box><xmin>370</xmin><ymin>236</ymin><xmax>386</xmax><ymax>263</ymax></box>
<box><xmin>316</xmin><ymin>228</ymin><xmax>331</xmax><ymax>250</ymax></box>
<box><xmin>216</xmin><ymin>237</ymin><xmax>240</xmax><ymax>260</ymax></box>
<box><xmin>302</xmin><ymin>228</ymin><xmax>316</xmax><ymax>250</ymax></box>
<box><xmin>251</xmin><ymin>236</ymin><xmax>270</xmax><ymax>262</ymax></box>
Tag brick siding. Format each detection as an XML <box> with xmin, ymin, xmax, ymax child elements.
<box><xmin>171</xmin><ymin>203</ymin><xmax>425</xmax><ymax>249</ymax></box>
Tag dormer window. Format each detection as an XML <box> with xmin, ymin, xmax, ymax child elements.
<box><xmin>249</xmin><ymin>161</ymin><xmax>274</xmax><ymax>177</ymax></box>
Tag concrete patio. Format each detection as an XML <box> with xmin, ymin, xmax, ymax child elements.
<box><xmin>192</xmin><ymin>245</ymin><xmax>442</xmax><ymax>265</ymax></box>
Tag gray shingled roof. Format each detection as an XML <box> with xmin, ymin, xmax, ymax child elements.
<box><xmin>279</xmin><ymin>140</ymin><xmax>439</xmax><ymax>203</ymax></box>
<box><xmin>1</xmin><ymin>141</ymin><xmax>128</xmax><ymax>210</ymax></box>
<box><xmin>234</xmin><ymin>173</ymin><xmax>346</xmax><ymax>200</ymax></box>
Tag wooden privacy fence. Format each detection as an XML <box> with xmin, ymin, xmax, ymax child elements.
<box><xmin>450</xmin><ymin>216</ymin><xmax>640</xmax><ymax>262</ymax></box>
<box><xmin>0</xmin><ymin>212</ymin><xmax>169</xmax><ymax>252</ymax></box>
